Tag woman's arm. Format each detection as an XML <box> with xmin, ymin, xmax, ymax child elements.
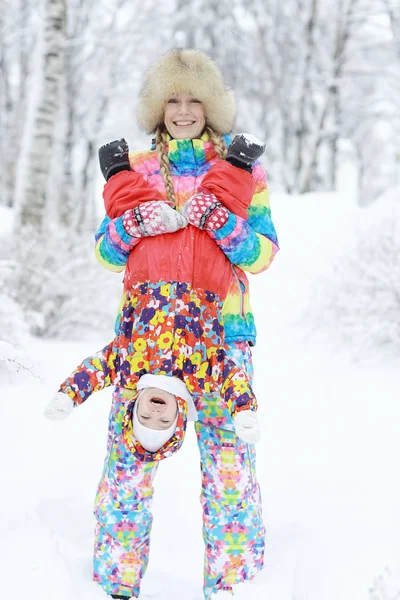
<box><xmin>184</xmin><ymin>163</ymin><xmax>279</xmax><ymax>274</ymax></box>
<box><xmin>209</xmin><ymin>165</ymin><xmax>279</xmax><ymax>274</ymax></box>
<box><xmin>94</xmin><ymin>167</ymin><xmax>163</xmax><ymax>273</ymax></box>
<box><xmin>95</xmin><ymin>167</ymin><xmax>186</xmax><ymax>273</ymax></box>
<box><xmin>94</xmin><ymin>214</ymin><xmax>140</xmax><ymax>273</ymax></box>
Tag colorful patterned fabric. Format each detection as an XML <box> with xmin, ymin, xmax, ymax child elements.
<box><xmin>92</xmin><ymin>345</ymin><xmax>265</xmax><ymax>599</ymax></box>
<box><xmin>196</xmin><ymin>422</ymin><xmax>265</xmax><ymax>598</ymax></box>
<box><xmin>181</xmin><ymin>190</ymin><xmax>229</xmax><ymax>231</ymax></box>
<box><xmin>94</xmin><ymin>132</ymin><xmax>278</xmax><ymax>345</ymax></box>
<box><xmin>59</xmin><ymin>281</ymin><xmax>256</xmax><ymax>421</ymax></box>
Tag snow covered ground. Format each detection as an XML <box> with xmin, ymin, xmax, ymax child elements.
<box><xmin>1</xmin><ymin>191</ymin><xmax>400</xmax><ymax>600</ymax></box>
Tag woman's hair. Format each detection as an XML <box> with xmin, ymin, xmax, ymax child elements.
<box><xmin>154</xmin><ymin>125</ymin><xmax>228</xmax><ymax>205</ymax></box>
<box><xmin>205</xmin><ymin>126</ymin><xmax>228</xmax><ymax>161</ymax></box>
<box><xmin>155</xmin><ymin>127</ymin><xmax>176</xmax><ymax>205</ymax></box>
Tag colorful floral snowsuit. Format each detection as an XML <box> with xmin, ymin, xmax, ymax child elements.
<box><xmin>88</xmin><ymin>133</ymin><xmax>278</xmax><ymax>598</ymax></box>
<box><xmin>60</xmin><ymin>281</ymin><xmax>256</xmax><ymax>418</ymax></box>
<box><xmin>91</xmin><ymin>346</ymin><xmax>264</xmax><ymax>599</ymax></box>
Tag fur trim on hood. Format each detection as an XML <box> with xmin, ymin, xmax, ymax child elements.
<box><xmin>136</xmin><ymin>48</ymin><xmax>236</xmax><ymax>135</ymax></box>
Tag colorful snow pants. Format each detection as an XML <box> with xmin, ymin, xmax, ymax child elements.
<box><xmin>93</xmin><ymin>343</ymin><xmax>265</xmax><ymax>599</ymax></box>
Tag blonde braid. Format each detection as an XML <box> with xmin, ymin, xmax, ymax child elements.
<box><xmin>206</xmin><ymin>126</ymin><xmax>228</xmax><ymax>159</ymax></box>
<box><xmin>155</xmin><ymin>126</ymin><xmax>176</xmax><ymax>206</ymax></box>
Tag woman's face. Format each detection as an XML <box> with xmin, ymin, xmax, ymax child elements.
<box><xmin>164</xmin><ymin>92</ymin><xmax>206</xmax><ymax>139</ymax></box>
<box><xmin>136</xmin><ymin>387</ymin><xmax>178</xmax><ymax>430</ymax></box>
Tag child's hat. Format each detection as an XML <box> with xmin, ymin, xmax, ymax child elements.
<box><xmin>136</xmin><ymin>48</ymin><xmax>236</xmax><ymax>135</ymax></box>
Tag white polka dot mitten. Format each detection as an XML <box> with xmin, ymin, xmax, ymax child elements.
<box><xmin>122</xmin><ymin>201</ymin><xmax>188</xmax><ymax>237</ymax></box>
<box><xmin>180</xmin><ymin>191</ymin><xmax>229</xmax><ymax>231</ymax></box>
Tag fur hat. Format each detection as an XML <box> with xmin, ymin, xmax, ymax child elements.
<box><xmin>136</xmin><ymin>49</ymin><xmax>236</xmax><ymax>135</ymax></box>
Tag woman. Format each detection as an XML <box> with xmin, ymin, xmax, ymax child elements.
<box><xmin>66</xmin><ymin>49</ymin><xmax>278</xmax><ymax>599</ymax></box>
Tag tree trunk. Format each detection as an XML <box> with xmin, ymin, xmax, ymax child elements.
<box><xmin>294</xmin><ymin>0</ymin><xmax>319</xmax><ymax>192</ymax></box>
<box><xmin>14</xmin><ymin>0</ymin><xmax>66</xmax><ymax>229</ymax></box>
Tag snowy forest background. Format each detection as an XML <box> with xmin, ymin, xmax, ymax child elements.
<box><xmin>1</xmin><ymin>0</ymin><xmax>400</xmax><ymax>352</ymax></box>
<box><xmin>1</xmin><ymin>1</ymin><xmax>400</xmax><ymax>599</ymax></box>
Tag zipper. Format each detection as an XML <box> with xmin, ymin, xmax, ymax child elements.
<box><xmin>246</xmin><ymin>444</ymin><xmax>255</xmax><ymax>488</ymax></box>
<box><xmin>231</xmin><ymin>264</ymin><xmax>245</xmax><ymax>318</ymax></box>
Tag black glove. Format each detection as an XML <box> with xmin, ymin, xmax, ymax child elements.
<box><xmin>98</xmin><ymin>138</ymin><xmax>131</xmax><ymax>181</ymax></box>
<box><xmin>226</xmin><ymin>133</ymin><xmax>266</xmax><ymax>172</ymax></box>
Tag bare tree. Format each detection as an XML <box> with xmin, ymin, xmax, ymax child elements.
<box><xmin>0</xmin><ymin>0</ymin><xmax>36</xmax><ymax>208</ymax></box>
<box><xmin>14</xmin><ymin>0</ymin><xmax>66</xmax><ymax>228</ymax></box>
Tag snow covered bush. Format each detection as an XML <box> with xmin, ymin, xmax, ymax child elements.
<box><xmin>309</xmin><ymin>187</ymin><xmax>400</xmax><ymax>360</ymax></box>
<box><xmin>10</xmin><ymin>225</ymin><xmax>121</xmax><ymax>340</ymax></box>
<box><xmin>368</xmin><ymin>567</ymin><xmax>400</xmax><ymax>600</ymax></box>
<box><xmin>0</xmin><ymin>241</ymin><xmax>37</xmax><ymax>381</ymax></box>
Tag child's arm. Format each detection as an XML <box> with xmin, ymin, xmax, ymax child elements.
<box><xmin>221</xmin><ymin>359</ymin><xmax>257</xmax><ymax>417</ymax></box>
<box><xmin>221</xmin><ymin>358</ymin><xmax>260</xmax><ymax>443</ymax></box>
<box><xmin>59</xmin><ymin>342</ymin><xmax>120</xmax><ymax>406</ymax></box>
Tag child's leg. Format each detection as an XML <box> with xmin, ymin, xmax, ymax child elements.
<box><xmin>93</xmin><ymin>387</ymin><xmax>159</xmax><ymax>598</ymax></box>
<box><xmin>199</xmin><ymin>160</ymin><xmax>255</xmax><ymax>220</ymax></box>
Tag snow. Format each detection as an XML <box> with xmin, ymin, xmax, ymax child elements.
<box><xmin>0</xmin><ymin>204</ymin><xmax>13</xmax><ymax>236</ymax></box>
<box><xmin>241</xmin><ymin>132</ymin><xmax>264</xmax><ymax>146</ymax></box>
<box><xmin>1</xmin><ymin>190</ymin><xmax>400</xmax><ymax>600</ymax></box>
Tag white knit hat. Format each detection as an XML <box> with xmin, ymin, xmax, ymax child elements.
<box><xmin>136</xmin><ymin>48</ymin><xmax>236</xmax><ymax>135</ymax></box>
<box><xmin>132</xmin><ymin>374</ymin><xmax>197</xmax><ymax>452</ymax></box>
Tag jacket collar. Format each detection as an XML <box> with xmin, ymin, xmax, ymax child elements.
<box><xmin>169</xmin><ymin>131</ymin><xmax>216</xmax><ymax>170</ymax></box>
<box><xmin>151</xmin><ymin>131</ymin><xmax>231</xmax><ymax>171</ymax></box>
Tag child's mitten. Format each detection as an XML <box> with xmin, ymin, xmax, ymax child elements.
<box><xmin>233</xmin><ymin>410</ymin><xmax>260</xmax><ymax>443</ymax></box>
<box><xmin>44</xmin><ymin>392</ymin><xmax>74</xmax><ymax>421</ymax></box>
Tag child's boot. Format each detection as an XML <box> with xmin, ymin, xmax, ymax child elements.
<box><xmin>98</xmin><ymin>138</ymin><xmax>132</xmax><ymax>181</ymax></box>
<box><xmin>226</xmin><ymin>133</ymin><xmax>266</xmax><ymax>171</ymax></box>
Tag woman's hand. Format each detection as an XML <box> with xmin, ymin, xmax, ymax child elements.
<box><xmin>122</xmin><ymin>201</ymin><xmax>188</xmax><ymax>237</ymax></box>
<box><xmin>180</xmin><ymin>191</ymin><xmax>229</xmax><ymax>231</ymax></box>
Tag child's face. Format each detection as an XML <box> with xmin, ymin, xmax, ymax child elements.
<box><xmin>136</xmin><ymin>387</ymin><xmax>178</xmax><ymax>430</ymax></box>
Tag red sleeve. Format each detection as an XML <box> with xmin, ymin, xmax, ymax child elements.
<box><xmin>199</xmin><ymin>161</ymin><xmax>256</xmax><ymax>221</ymax></box>
<box><xmin>103</xmin><ymin>170</ymin><xmax>162</xmax><ymax>219</ymax></box>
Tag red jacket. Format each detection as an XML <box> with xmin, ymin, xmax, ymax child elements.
<box><xmin>103</xmin><ymin>160</ymin><xmax>255</xmax><ymax>300</ymax></box>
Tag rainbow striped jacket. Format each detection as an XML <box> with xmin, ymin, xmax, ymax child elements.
<box><xmin>94</xmin><ymin>133</ymin><xmax>279</xmax><ymax>346</ymax></box>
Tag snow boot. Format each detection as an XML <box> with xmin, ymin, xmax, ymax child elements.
<box><xmin>226</xmin><ymin>133</ymin><xmax>266</xmax><ymax>171</ymax></box>
<box><xmin>98</xmin><ymin>138</ymin><xmax>131</xmax><ymax>181</ymax></box>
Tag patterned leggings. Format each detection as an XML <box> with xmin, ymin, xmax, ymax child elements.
<box><xmin>93</xmin><ymin>345</ymin><xmax>265</xmax><ymax>599</ymax></box>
